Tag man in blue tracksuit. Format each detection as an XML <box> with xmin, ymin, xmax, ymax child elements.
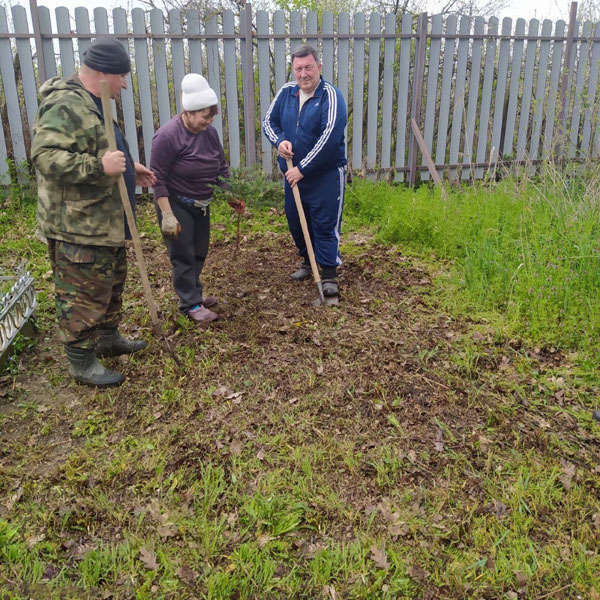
<box><xmin>263</xmin><ymin>44</ymin><xmax>347</xmax><ymax>299</ymax></box>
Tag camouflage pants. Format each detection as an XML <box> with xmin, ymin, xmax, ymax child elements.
<box><xmin>47</xmin><ymin>239</ymin><xmax>127</xmax><ymax>349</ymax></box>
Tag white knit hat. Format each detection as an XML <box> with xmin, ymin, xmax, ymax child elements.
<box><xmin>181</xmin><ymin>73</ymin><xmax>218</xmax><ymax>111</ymax></box>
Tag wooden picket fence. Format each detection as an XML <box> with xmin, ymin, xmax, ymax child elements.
<box><xmin>0</xmin><ymin>1</ymin><xmax>597</xmax><ymax>184</ymax></box>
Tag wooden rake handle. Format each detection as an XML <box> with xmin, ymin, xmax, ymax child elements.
<box><xmin>100</xmin><ymin>80</ymin><xmax>162</xmax><ymax>337</ymax></box>
<box><xmin>285</xmin><ymin>159</ymin><xmax>322</xmax><ymax>289</ymax></box>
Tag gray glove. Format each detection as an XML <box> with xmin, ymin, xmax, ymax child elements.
<box><xmin>161</xmin><ymin>211</ymin><xmax>181</xmax><ymax>238</ymax></box>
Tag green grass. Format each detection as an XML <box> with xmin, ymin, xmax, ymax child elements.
<box><xmin>345</xmin><ymin>166</ymin><xmax>600</xmax><ymax>353</ymax></box>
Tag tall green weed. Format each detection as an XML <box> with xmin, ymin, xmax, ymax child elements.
<box><xmin>344</xmin><ymin>168</ymin><xmax>600</xmax><ymax>350</ymax></box>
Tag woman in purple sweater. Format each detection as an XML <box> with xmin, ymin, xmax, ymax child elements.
<box><xmin>151</xmin><ymin>74</ymin><xmax>242</xmax><ymax>323</ymax></box>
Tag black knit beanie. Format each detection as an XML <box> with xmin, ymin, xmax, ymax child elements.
<box><xmin>82</xmin><ymin>36</ymin><xmax>130</xmax><ymax>74</ymax></box>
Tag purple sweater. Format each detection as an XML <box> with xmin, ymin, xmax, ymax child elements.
<box><xmin>150</xmin><ymin>115</ymin><xmax>229</xmax><ymax>200</ymax></box>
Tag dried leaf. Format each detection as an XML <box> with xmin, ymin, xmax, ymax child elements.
<box><xmin>492</xmin><ymin>499</ymin><xmax>510</xmax><ymax>518</ymax></box>
<box><xmin>139</xmin><ymin>547</ymin><xmax>158</xmax><ymax>571</ymax></box>
<box><xmin>434</xmin><ymin>428</ymin><xmax>444</xmax><ymax>452</ymax></box>
<box><xmin>486</xmin><ymin>555</ymin><xmax>495</xmax><ymax>570</ymax></box>
<box><xmin>389</xmin><ymin>522</ymin><xmax>410</xmax><ymax>537</ymax></box>
<box><xmin>407</xmin><ymin>563</ymin><xmax>429</xmax><ymax>580</ymax></box>
<box><xmin>213</xmin><ymin>385</ymin><xmax>231</xmax><ymax>397</ymax></box>
<box><xmin>257</xmin><ymin>534</ymin><xmax>272</xmax><ymax>548</ymax></box>
<box><xmin>227</xmin><ymin>391</ymin><xmax>244</xmax><ymax>404</ymax></box>
<box><xmin>514</xmin><ymin>570</ymin><xmax>527</xmax><ymax>587</ymax></box>
<box><xmin>559</xmin><ymin>460</ymin><xmax>576</xmax><ymax>491</ymax></box>
<box><xmin>256</xmin><ymin>447</ymin><xmax>265</xmax><ymax>461</ymax></box>
<box><xmin>176</xmin><ymin>565</ymin><xmax>198</xmax><ymax>582</ymax></box>
<box><xmin>369</xmin><ymin>545</ymin><xmax>389</xmax><ymax>570</ymax></box>
<box><xmin>5</xmin><ymin>486</ymin><xmax>23</xmax><ymax>511</ymax></box>
<box><xmin>230</xmin><ymin>439</ymin><xmax>243</xmax><ymax>456</ymax></box>
<box><xmin>157</xmin><ymin>523</ymin><xmax>178</xmax><ymax>538</ymax></box>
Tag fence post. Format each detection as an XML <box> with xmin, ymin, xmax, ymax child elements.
<box><xmin>242</xmin><ymin>2</ymin><xmax>257</xmax><ymax>168</ymax></box>
<box><xmin>408</xmin><ymin>12</ymin><xmax>428</xmax><ymax>187</ymax></box>
<box><xmin>555</xmin><ymin>1</ymin><xmax>578</xmax><ymax>158</ymax></box>
<box><xmin>29</xmin><ymin>0</ymin><xmax>46</xmax><ymax>83</ymax></box>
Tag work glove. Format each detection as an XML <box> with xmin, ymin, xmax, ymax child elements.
<box><xmin>228</xmin><ymin>198</ymin><xmax>246</xmax><ymax>214</ymax></box>
<box><xmin>161</xmin><ymin>211</ymin><xmax>181</xmax><ymax>238</ymax></box>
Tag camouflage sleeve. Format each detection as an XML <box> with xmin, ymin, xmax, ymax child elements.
<box><xmin>31</xmin><ymin>102</ymin><xmax>111</xmax><ymax>186</ymax></box>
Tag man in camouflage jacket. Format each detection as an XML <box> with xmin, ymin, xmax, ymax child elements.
<box><xmin>32</xmin><ymin>36</ymin><xmax>155</xmax><ymax>387</ymax></box>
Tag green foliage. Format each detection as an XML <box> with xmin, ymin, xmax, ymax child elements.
<box><xmin>211</xmin><ymin>166</ymin><xmax>281</xmax><ymax>209</ymax></box>
<box><xmin>344</xmin><ymin>171</ymin><xmax>600</xmax><ymax>352</ymax></box>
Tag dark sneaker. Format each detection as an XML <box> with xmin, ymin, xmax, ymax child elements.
<box><xmin>202</xmin><ymin>296</ymin><xmax>218</xmax><ymax>308</ymax></box>
<box><xmin>65</xmin><ymin>345</ymin><xmax>124</xmax><ymax>387</ymax></box>
<box><xmin>291</xmin><ymin>263</ymin><xmax>311</xmax><ymax>281</ymax></box>
<box><xmin>322</xmin><ymin>278</ymin><xmax>339</xmax><ymax>297</ymax></box>
<box><xmin>187</xmin><ymin>305</ymin><xmax>218</xmax><ymax>323</ymax></box>
<box><xmin>96</xmin><ymin>328</ymin><xmax>147</xmax><ymax>358</ymax></box>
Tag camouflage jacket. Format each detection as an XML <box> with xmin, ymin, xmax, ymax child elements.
<box><xmin>32</xmin><ymin>74</ymin><xmax>127</xmax><ymax>247</ymax></box>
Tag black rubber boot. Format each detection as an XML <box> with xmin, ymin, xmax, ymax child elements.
<box><xmin>290</xmin><ymin>262</ymin><xmax>311</xmax><ymax>281</ymax></box>
<box><xmin>96</xmin><ymin>328</ymin><xmax>147</xmax><ymax>358</ymax></box>
<box><xmin>65</xmin><ymin>345</ymin><xmax>125</xmax><ymax>388</ymax></box>
<box><xmin>322</xmin><ymin>278</ymin><xmax>339</xmax><ymax>297</ymax></box>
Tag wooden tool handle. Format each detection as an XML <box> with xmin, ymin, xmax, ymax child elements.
<box><xmin>100</xmin><ymin>81</ymin><xmax>162</xmax><ymax>334</ymax></box>
<box><xmin>285</xmin><ymin>159</ymin><xmax>321</xmax><ymax>286</ymax></box>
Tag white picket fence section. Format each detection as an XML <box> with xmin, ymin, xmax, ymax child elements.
<box><xmin>0</xmin><ymin>2</ymin><xmax>598</xmax><ymax>184</ymax></box>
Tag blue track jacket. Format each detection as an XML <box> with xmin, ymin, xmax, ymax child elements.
<box><xmin>263</xmin><ymin>76</ymin><xmax>347</xmax><ymax>177</ymax></box>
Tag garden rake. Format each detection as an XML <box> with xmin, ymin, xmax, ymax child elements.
<box><xmin>100</xmin><ymin>81</ymin><xmax>181</xmax><ymax>367</ymax></box>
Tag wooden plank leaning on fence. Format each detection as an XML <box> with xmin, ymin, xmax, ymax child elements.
<box><xmin>410</xmin><ymin>118</ymin><xmax>447</xmax><ymax>202</ymax></box>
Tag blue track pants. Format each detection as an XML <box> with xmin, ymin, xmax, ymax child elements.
<box><xmin>284</xmin><ymin>166</ymin><xmax>345</xmax><ymax>268</ymax></box>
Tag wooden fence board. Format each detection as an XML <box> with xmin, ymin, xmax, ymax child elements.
<box><xmin>38</xmin><ymin>7</ymin><xmax>57</xmax><ymax>79</ymax></box>
<box><xmin>462</xmin><ymin>16</ymin><xmax>484</xmax><ymax>180</ymax></box>
<box><xmin>223</xmin><ymin>9</ymin><xmax>240</xmax><ymax>168</ymax></box>
<box><xmin>132</xmin><ymin>8</ymin><xmax>154</xmax><ymax>164</ymax></box>
<box><xmin>449</xmin><ymin>15</ymin><xmax>470</xmax><ymax>179</ymax></box>
<box><xmin>322</xmin><ymin>12</ymin><xmax>334</xmax><ymax>83</ymax></box>
<box><xmin>0</xmin><ymin>8</ymin><xmax>26</xmax><ymax>165</ymax></box>
<box><xmin>474</xmin><ymin>17</ymin><xmax>498</xmax><ymax>179</ymax></box>
<box><xmin>187</xmin><ymin>10</ymin><xmax>203</xmax><ymax>77</ymax></box>
<box><xmin>56</xmin><ymin>8</ymin><xmax>75</xmax><ymax>77</ymax></box>
<box><xmin>394</xmin><ymin>13</ymin><xmax>412</xmax><ymax>182</ymax></box>
<box><xmin>351</xmin><ymin>12</ymin><xmax>365</xmax><ymax>171</ymax></box>
<box><xmin>74</xmin><ymin>7</ymin><xmax>91</xmax><ymax>56</ymax></box>
<box><xmin>113</xmin><ymin>8</ymin><xmax>139</xmax><ymax>164</ymax></box>
<box><xmin>11</xmin><ymin>5</ymin><xmax>38</xmax><ymax>133</ymax></box>
<box><xmin>380</xmin><ymin>13</ymin><xmax>395</xmax><ymax>172</ymax></box>
<box><xmin>170</xmin><ymin>9</ymin><xmax>185</xmax><ymax>115</ymax></box>
<box><xmin>290</xmin><ymin>11</ymin><xmax>302</xmax><ymax>50</ymax></box>
<box><xmin>206</xmin><ymin>14</ymin><xmax>223</xmax><ymax>140</ymax></box>
<box><xmin>337</xmin><ymin>12</ymin><xmax>349</xmax><ymax>107</ymax></box>
<box><xmin>257</xmin><ymin>10</ymin><xmax>272</xmax><ymax>173</ymax></box>
<box><xmin>503</xmin><ymin>18</ymin><xmax>525</xmax><ymax>159</ymax></box>
<box><xmin>422</xmin><ymin>14</ymin><xmax>442</xmax><ymax>182</ymax></box>
<box><xmin>543</xmin><ymin>20</ymin><xmax>565</xmax><ymax>155</ymax></box>
<box><xmin>435</xmin><ymin>15</ymin><xmax>457</xmax><ymax>174</ymax></box>
<box><xmin>529</xmin><ymin>19</ymin><xmax>552</xmax><ymax>165</ymax></box>
<box><xmin>150</xmin><ymin>10</ymin><xmax>171</xmax><ymax>128</ymax></box>
<box><xmin>569</xmin><ymin>21</ymin><xmax>591</xmax><ymax>158</ymax></box>
<box><xmin>516</xmin><ymin>19</ymin><xmax>539</xmax><ymax>162</ymax></box>
<box><xmin>491</xmin><ymin>18</ymin><xmax>512</xmax><ymax>163</ymax></box>
<box><xmin>366</xmin><ymin>12</ymin><xmax>381</xmax><ymax>174</ymax></box>
<box><xmin>306</xmin><ymin>11</ymin><xmax>317</xmax><ymax>50</ymax></box>
<box><xmin>273</xmin><ymin>11</ymin><xmax>286</xmax><ymax>92</ymax></box>
<box><xmin>582</xmin><ymin>22</ymin><xmax>600</xmax><ymax>156</ymax></box>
